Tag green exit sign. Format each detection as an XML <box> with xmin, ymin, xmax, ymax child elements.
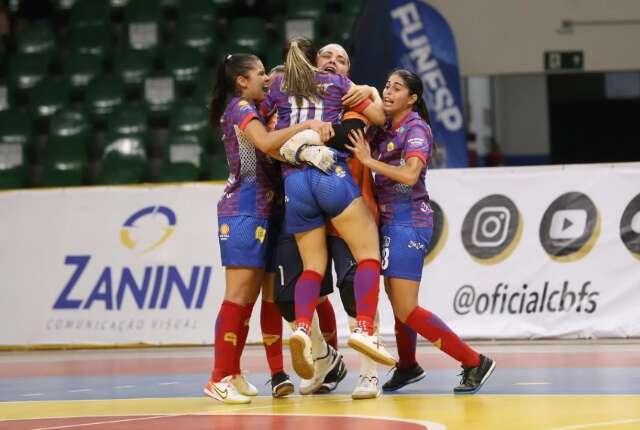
<box><xmin>544</xmin><ymin>51</ymin><xmax>584</xmax><ymax>71</ymax></box>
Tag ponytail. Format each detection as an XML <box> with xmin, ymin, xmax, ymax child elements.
<box><xmin>415</xmin><ymin>97</ymin><xmax>431</xmax><ymax>125</ymax></box>
<box><xmin>282</xmin><ymin>37</ymin><xmax>320</xmax><ymax>107</ymax></box>
<box><xmin>209</xmin><ymin>53</ymin><xmax>260</xmax><ymax>126</ymax></box>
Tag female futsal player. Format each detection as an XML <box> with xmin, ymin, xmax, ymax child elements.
<box><xmin>204</xmin><ymin>53</ymin><xmax>333</xmax><ymax>404</ymax></box>
<box><xmin>347</xmin><ymin>69</ymin><xmax>496</xmax><ymax>395</ymax></box>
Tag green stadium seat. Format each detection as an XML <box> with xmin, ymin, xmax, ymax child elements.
<box><xmin>0</xmin><ymin>139</ymin><xmax>29</xmax><ymax>189</ymax></box>
<box><xmin>107</xmin><ymin>104</ymin><xmax>149</xmax><ymax>138</ymax></box>
<box><xmin>0</xmin><ymin>84</ymin><xmax>10</xmax><ymax>112</ymax></box>
<box><xmin>207</xmin><ymin>153</ymin><xmax>229</xmax><ymax>180</ymax></box>
<box><xmin>210</xmin><ymin>0</ymin><xmax>234</xmax><ymax>12</ymax></box>
<box><xmin>41</xmin><ymin>109</ymin><xmax>89</xmax><ymax>187</ymax></box>
<box><xmin>229</xmin><ymin>17</ymin><xmax>267</xmax><ymax>56</ymax></box>
<box><xmin>125</xmin><ymin>0</ymin><xmax>162</xmax><ymax>56</ymax></box>
<box><xmin>54</xmin><ymin>0</ymin><xmax>78</xmax><ymax>13</ymax></box>
<box><xmin>340</xmin><ymin>0</ymin><xmax>363</xmax><ymax>18</ymax></box>
<box><xmin>62</xmin><ymin>52</ymin><xmax>102</xmax><ymax>91</ymax></box>
<box><xmin>165</xmin><ymin>47</ymin><xmax>205</xmax><ymax>93</ymax></box>
<box><xmin>192</xmin><ymin>69</ymin><xmax>214</xmax><ymax>109</ymax></box>
<box><xmin>144</xmin><ymin>75</ymin><xmax>176</xmax><ymax>121</ymax></box>
<box><xmin>16</xmin><ymin>22</ymin><xmax>56</xmax><ymax>57</ymax></box>
<box><xmin>29</xmin><ymin>77</ymin><xmax>71</xmax><ymax>122</ymax></box>
<box><xmin>110</xmin><ymin>0</ymin><xmax>129</xmax><ymax>9</ymax></box>
<box><xmin>287</xmin><ymin>0</ymin><xmax>326</xmax><ymax>19</ymax></box>
<box><xmin>178</xmin><ymin>0</ymin><xmax>215</xmax><ymax>22</ymax></box>
<box><xmin>85</xmin><ymin>76</ymin><xmax>126</xmax><ymax>124</ymax></box>
<box><xmin>98</xmin><ymin>134</ymin><xmax>147</xmax><ymax>184</ymax></box>
<box><xmin>157</xmin><ymin>131</ymin><xmax>203</xmax><ymax>182</ymax></box>
<box><xmin>69</xmin><ymin>24</ymin><xmax>112</xmax><ymax>59</ymax></box>
<box><xmin>0</xmin><ymin>110</ymin><xmax>34</xmax><ymax>185</ymax></box>
<box><xmin>174</xmin><ymin>16</ymin><xmax>217</xmax><ymax>58</ymax></box>
<box><xmin>170</xmin><ymin>99</ymin><xmax>213</xmax><ymax>149</ymax></box>
<box><xmin>113</xmin><ymin>48</ymin><xmax>153</xmax><ymax>92</ymax></box>
<box><xmin>0</xmin><ymin>110</ymin><xmax>34</xmax><ymax>147</ymax></box>
<box><xmin>8</xmin><ymin>53</ymin><xmax>50</xmax><ymax>92</ymax></box>
<box><xmin>69</xmin><ymin>0</ymin><xmax>110</xmax><ymax>27</ymax></box>
<box><xmin>327</xmin><ymin>13</ymin><xmax>357</xmax><ymax>45</ymax></box>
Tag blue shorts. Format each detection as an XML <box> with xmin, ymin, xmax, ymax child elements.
<box><xmin>284</xmin><ymin>161</ymin><xmax>361</xmax><ymax>234</ymax></box>
<box><xmin>380</xmin><ymin>224</ymin><xmax>433</xmax><ymax>281</ymax></box>
<box><xmin>218</xmin><ymin>215</ymin><xmax>276</xmax><ymax>269</ymax></box>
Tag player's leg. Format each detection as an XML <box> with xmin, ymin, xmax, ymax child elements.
<box><xmin>205</xmin><ymin>216</ymin><xmax>268</xmax><ymax>404</ymax></box>
<box><xmin>383</xmin><ymin>224</ymin><xmax>495</xmax><ymax>394</ymax></box>
<box><xmin>330</xmin><ymin>198</ymin><xmax>395</xmax><ymax>367</ymax></box>
<box><xmin>205</xmin><ymin>266</ymin><xmax>263</xmax><ymax>404</ymax></box>
<box><xmin>289</xmin><ymin>224</ymin><xmax>329</xmax><ymax>379</ymax></box>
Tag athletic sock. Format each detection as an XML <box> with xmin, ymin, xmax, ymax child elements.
<box><xmin>316</xmin><ymin>299</ymin><xmax>338</xmax><ymax>350</ymax></box>
<box><xmin>353</xmin><ymin>259</ymin><xmax>380</xmax><ymax>335</ymax></box>
<box><xmin>395</xmin><ymin>317</ymin><xmax>418</xmax><ymax>369</ymax></box>
<box><xmin>406</xmin><ymin>306</ymin><xmax>480</xmax><ymax>367</ymax></box>
<box><xmin>260</xmin><ymin>300</ymin><xmax>284</xmax><ymax>376</ymax></box>
<box><xmin>294</xmin><ymin>270</ymin><xmax>323</xmax><ymax>332</ymax></box>
<box><xmin>211</xmin><ymin>300</ymin><xmax>245</xmax><ymax>381</ymax></box>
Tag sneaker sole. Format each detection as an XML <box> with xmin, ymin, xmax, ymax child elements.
<box><xmin>316</xmin><ymin>360</ymin><xmax>348</xmax><ymax>394</ymax></box>
<box><xmin>273</xmin><ymin>381</ymin><xmax>295</xmax><ymax>398</ymax></box>
<box><xmin>453</xmin><ymin>360</ymin><xmax>496</xmax><ymax>395</ymax></box>
<box><xmin>290</xmin><ymin>335</ymin><xmax>314</xmax><ymax>379</ymax></box>
<box><xmin>203</xmin><ymin>387</ymin><xmax>251</xmax><ymax>404</ymax></box>
<box><xmin>352</xmin><ymin>389</ymin><xmax>382</xmax><ymax>400</ymax></box>
<box><xmin>382</xmin><ymin>371</ymin><xmax>426</xmax><ymax>392</ymax></box>
<box><xmin>348</xmin><ymin>337</ymin><xmax>397</xmax><ymax>367</ymax></box>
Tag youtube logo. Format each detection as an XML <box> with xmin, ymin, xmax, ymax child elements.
<box><xmin>539</xmin><ymin>192</ymin><xmax>600</xmax><ymax>262</ymax></box>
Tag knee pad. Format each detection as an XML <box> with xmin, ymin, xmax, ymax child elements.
<box><xmin>338</xmin><ymin>280</ymin><xmax>357</xmax><ymax>318</ymax></box>
<box><xmin>275</xmin><ymin>300</ymin><xmax>296</xmax><ymax>323</ymax></box>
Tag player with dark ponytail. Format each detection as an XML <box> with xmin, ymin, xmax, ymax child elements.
<box><xmin>347</xmin><ymin>69</ymin><xmax>496</xmax><ymax>395</ymax></box>
<box><xmin>204</xmin><ymin>52</ymin><xmax>333</xmax><ymax>404</ymax></box>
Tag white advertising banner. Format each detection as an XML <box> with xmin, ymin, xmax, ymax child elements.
<box><xmin>0</xmin><ymin>163</ymin><xmax>639</xmax><ymax>346</ymax></box>
<box><xmin>421</xmin><ymin>163</ymin><xmax>640</xmax><ymax>339</ymax></box>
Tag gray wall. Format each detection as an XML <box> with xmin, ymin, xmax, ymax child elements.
<box><xmin>426</xmin><ymin>0</ymin><xmax>640</xmax><ymax>75</ymax></box>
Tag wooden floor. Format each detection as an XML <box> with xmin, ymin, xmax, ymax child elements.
<box><xmin>1</xmin><ymin>340</ymin><xmax>639</xmax><ymax>430</ymax></box>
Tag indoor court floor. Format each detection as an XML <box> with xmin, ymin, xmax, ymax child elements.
<box><xmin>1</xmin><ymin>340</ymin><xmax>639</xmax><ymax>430</ymax></box>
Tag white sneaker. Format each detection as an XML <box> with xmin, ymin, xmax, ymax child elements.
<box><xmin>290</xmin><ymin>327</ymin><xmax>314</xmax><ymax>379</ymax></box>
<box><xmin>204</xmin><ymin>376</ymin><xmax>251</xmax><ymax>404</ymax></box>
<box><xmin>352</xmin><ymin>373</ymin><xmax>382</xmax><ymax>400</ymax></box>
<box><xmin>230</xmin><ymin>373</ymin><xmax>258</xmax><ymax>396</ymax></box>
<box><xmin>298</xmin><ymin>344</ymin><xmax>340</xmax><ymax>395</ymax></box>
<box><xmin>348</xmin><ymin>328</ymin><xmax>397</xmax><ymax>367</ymax></box>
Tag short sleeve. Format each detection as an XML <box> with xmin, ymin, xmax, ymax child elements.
<box><xmin>402</xmin><ymin>122</ymin><xmax>432</xmax><ymax>165</ymax></box>
<box><xmin>234</xmin><ymin>99</ymin><xmax>261</xmax><ymax>131</ymax></box>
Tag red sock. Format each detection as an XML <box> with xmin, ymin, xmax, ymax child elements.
<box><xmin>238</xmin><ymin>302</ymin><xmax>255</xmax><ymax>354</ymax></box>
<box><xmin>294</xmin><ymin>270</ymin><xmax>323</xmax><ymax>331</ymax></box>
<box><xmin>354</xmin><ymin>259</ymin><xmax>380</xmax><ymax>334</ymax></box>
<box><xmin>316</xmin><ymin>299</ymin><xmax>337</xmax><ymax>350</ymax></box>
<box><xmin>406</xmin><ymin>306</ymin><xmax>480</xmax><ymax>367</ymax></box>
<box><xmin>260</xmin><ymin>300</ymin><xmax>284</xmax><ymax>376</ymax></box>
<box><xmin>395</xmin><ymin>317</ymin><xmax>418</xmax><ymax>369</ymax></box>
<box><xmin>211</xmin><ymin>300</ymin><xmax>245</xmax><ymax>381</ymax></box>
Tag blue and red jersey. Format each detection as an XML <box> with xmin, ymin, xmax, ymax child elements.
<box><xmin>260</xmin><ymin>72</ymin><xmax>370</xmax><ymax>176</ymax></box>
<box><xmin>370</xmin><ymin>111</ymin><xmax>433</xmax><ymax>228</ymax></box>
<box><xmin>217</xmin><ymin>96</ymin><xmax>281</xmax><ymax>219</ymax></box>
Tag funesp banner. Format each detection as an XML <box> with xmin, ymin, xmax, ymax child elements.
<box><xmin>351</xmin><ymin>0</ymin><xmax>468</xmax><ymax>167</ymax></box>
<box><xmin>0</xmin><ymin>163</ymin><xmax>639</xmax><ymax>346</ymax></box>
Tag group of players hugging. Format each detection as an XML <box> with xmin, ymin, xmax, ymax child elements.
<box><xmin>202</xmin><ymin>36</ymin><xmax>495</xmax><ymax>404</ymax></box>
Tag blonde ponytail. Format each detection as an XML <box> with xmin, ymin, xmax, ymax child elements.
<box><xmin>282</xmin><ymin>38</ymin><xmax>320</xmax><ymax>107</ymax></box>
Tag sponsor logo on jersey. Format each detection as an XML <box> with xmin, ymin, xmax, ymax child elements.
<box><xmin>387</xmin><ymin>142</ymin><xmax>395</xmax><ymax>152</ymax></box>
<box><xmin>219</xmin><ymin>223</ymin><xmax>231</xmax><ymax>241</ymax></box>
<box><xmin>255</xmin><ymin>226</ymin><xmax>266</xmax><ymax>243</ymax></box>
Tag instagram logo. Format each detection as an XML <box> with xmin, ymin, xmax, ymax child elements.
<box><xmin>471</xmin><ymin>207</ymin><xmax>511</xmax><ymax>248</ymax></box>
<box><xmin>462</xmin><ymin>195</ymin><xmax>522</xmax><ymax>265</ymax></box>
